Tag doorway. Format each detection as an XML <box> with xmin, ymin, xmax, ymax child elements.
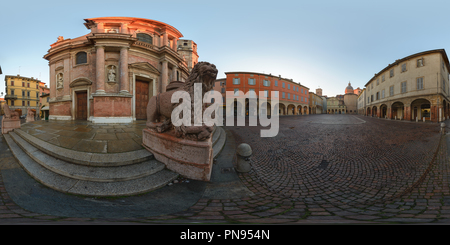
<box><xmin>76</xmin><ymin>91</ymin><xmax>87</xmax><ymax>120</ymax></box>
<box><xmin>136</xmin><ymin>80</ymin><xmax>150</xmax><ymax>120</ymax></box>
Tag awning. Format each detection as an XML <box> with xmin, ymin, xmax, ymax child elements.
<box><xmin>41</xmin><ymin>106</ymin><xmax>49</xmax><ymax>111</ymax></box>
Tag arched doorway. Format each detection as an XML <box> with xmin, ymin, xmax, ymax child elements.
<box><xmin>287</xmin><ymin>104</ymin><xmax>296</xmax><ymax>115</ymax></box>
<box><xmin>366</xmin><ymin>107</ymin><xmax>371</xmax><ymax>116</ymax></box>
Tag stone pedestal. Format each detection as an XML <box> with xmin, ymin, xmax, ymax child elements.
<box><xmin>1</xmin><ymin>118</ymin><xmax>20</xmax><ymax>134</ymax></box>
<box><xmin>142</xmin><ymin>128</ymin><xmax>213</xmax><ymax>181</ymax></box>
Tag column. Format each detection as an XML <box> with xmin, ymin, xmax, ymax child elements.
<box><xmin>120</xmin><ymin>47</ymin><xmax>129</xmax><ymax>93</ymax></box>
<box><xmin>163</xmin><ymin>33</ymin><xmax>168</xmax><ymax>47</ymax></box>
<box><xmin>404</xmin><ymin>104</ymin><xmax>411</xmax><ymax>121</ymax></box>
<box><xmin>96</xmin><ymin>46</ymin><xmax>105</xmax><ymax>94</ymax></box>
<box><xmin>161</xmin><ymin>60</ymin><xmax>168</xmax><ymax>93</ymax></box>
<box><xmin>172</xmin><ymin>65</ymin><xmax>178</xmax><ymax>82</ymax></box>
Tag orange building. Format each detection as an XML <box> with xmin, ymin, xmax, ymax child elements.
<box><xmin>223</xmin><ymin>72</ymin><xmax>309</xmax><ymax>116</ymax></box>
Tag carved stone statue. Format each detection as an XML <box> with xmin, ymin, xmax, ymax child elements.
<box><xmin>108</xmin><ymin>65</ymin><xmax>116</xmax><ymax>82</ymax></box>
<box><xmin>1</xmin><ymin>103</ymin><xmax>20</xmax><ymax>134</ymax></box>
<box><xmin>57</xmin><ymin>36</ymin><xmax>64</xmax><ymax>42</ymax></box>
<box><xmin>2</xmin><ymin>103</ymin><xmax>19</xmax><ymax>120</ymax></box>
<box><xmin>26</xmin><ymin>108</ymin><xmax>35</xmax><ymax>123</ymax></box>
<box><xmin>146</xmin><ymin>62</ymin><xmax>218</xmax><ymax>141</ymax></box>
<box><xmin>57</xmin><ymin>73</ymin><xmax>63</xmax><ymax>88</ymax></box>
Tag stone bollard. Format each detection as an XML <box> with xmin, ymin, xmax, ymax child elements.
<box><xmin>441</xmin><ymin>123</ymin><xmax>446</xmax><ymax>135</ymax></box>
<box><xmin>236</xmin><ymin>143</ymin><xmax>252</xmax><ymax>173</ymax></box>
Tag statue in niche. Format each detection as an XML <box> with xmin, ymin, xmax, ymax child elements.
<box><xmin>108</xmin><ymin>65</ymin><xmax>116</xmax><ymax>82</ymax></box>
<box><xmin>57</xmin><ymin>36</ymin><xmax>64</xmax><ymax>42</ymax></box>
<box><xmin>57</xmin><ymin>73</ymin><xmax>63</xmax><ymax>89</ymax></box>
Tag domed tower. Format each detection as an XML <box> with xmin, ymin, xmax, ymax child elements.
<box><xmin>345</xmin><ymin>82</ymin><xmax>354</xmax><ymax>94</ymax></box>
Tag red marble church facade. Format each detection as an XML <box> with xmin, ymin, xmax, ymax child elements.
<box><xmin>43</xmin><ymin>17</ymin><xmax>198</xmax><ymax>123</ymax></box>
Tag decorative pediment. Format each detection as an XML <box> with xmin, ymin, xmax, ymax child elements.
<box><xmin>70</xmin><ymin>77</ymin><xmax>93</xmax><ymax>87</ymax></box>
<box><xmin>129</xmin><ymin>62</ymin><xmax>160</xmax><ymax>75</ymax></box>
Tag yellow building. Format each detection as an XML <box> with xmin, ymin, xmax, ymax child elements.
<box><xmin>4</xmin><ymin>75</ymin><xmax>41</xmax><ymax>116</ymax></box>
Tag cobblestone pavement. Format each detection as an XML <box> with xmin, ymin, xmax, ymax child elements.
<box><xmin>1</xmin><ymin>114</ymin><xmax>450</xmax><ymax>224</ymax></box>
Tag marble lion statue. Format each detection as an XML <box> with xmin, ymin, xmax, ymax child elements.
<box><xmin>2</xmin><ymin>103</ymin><xmax>19</xmax><ymax>120</ymax></box>
<box><xmin>146</xmin><ymin>61</ymin><xmax>218</xmax><ymax>141</ymax></box>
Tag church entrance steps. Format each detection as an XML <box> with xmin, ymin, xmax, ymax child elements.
<box><xmin>13</xmin><ymin>128</ymin><xmax>153</xmax><ymax>167</ymax></box>
<box><xmin>4</xmin><ymin>131</ymin><xmax>179</xmax><ymax>197</ymax></box>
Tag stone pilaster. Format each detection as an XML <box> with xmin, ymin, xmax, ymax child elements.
<box><xmin>161</xmin><ymin>60</ymin><xmax>168</xmax><ymax>93</ymax></box>
<box><xmin>96</xmin><ymin>46</ymin><xmax>105</xmax><ymax>94</ymax></box>
<box><xmin>120</xmin><ymin>47</ymin><xmax>129</xmax><ymax>93</ymax></box>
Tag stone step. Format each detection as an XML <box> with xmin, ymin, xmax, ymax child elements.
<box><xmin>212</xmin><ymin>124</ymin><xmax>221</xmax><ymax>147</ymax></box>
<box><xmin>9</xmin><ymin>131</ymin><xmax>166</xmax><ymax>182</ymax></box>
<box><xmin>4</xmin><ymin>133</ymin><xmax>179</xmax><ymax>197</ymax></box>
<box><xmin>14</xmin><ymin>128</ymin><xmax>153</xmax><ymax>166</ymax></box>
<box><xmin>213</xmin><ymin>127</ymin><xmax>227</xmax><ymax>159</ymax></box>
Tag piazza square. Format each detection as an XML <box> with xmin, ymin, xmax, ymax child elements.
<box><xmin>2</xmin><ymin>2</ymin><xmax>450</xmax><ymax>231</ymax></box>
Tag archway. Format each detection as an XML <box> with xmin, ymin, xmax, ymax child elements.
<box><xmin>287</xmin><ymin>104</ymin><xmax>296</xmax><ymax>115</ymax></box>
<box><xmin>366</xmin><ymin>107</ymin><xmax>371</xmax><ymax>116</ymax></box>
<box><xmin>303</xmin><ymin>106</ymin><xmax>308</xmax><ymax>115</ymax></box>
<box><xmin>391</xmin><ymin>101</ymin><xmax>405</xmax><ymax>119</ymax></box>
<box><xmin>279</xmin><ymin>103</ymin><xmax>286</xmax><ymax>115</ymax></box>
<box><xmin>297</xmin><ymin>105</ymin><xmax>303</xmax><ymax>115</ymax></box>
<box><xmin>380</xmin><ymin>104</ymin><xmax>387</xmax><ymax>118</ymax></box>
<box><xmin>411</xmin><ymin>98</ymin><xmax>431</xmax><ymax>121</ymax></box>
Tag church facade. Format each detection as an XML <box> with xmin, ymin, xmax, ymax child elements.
<box><xmin>43</xmin><ymin>17</ymin><xmax>198</xmax><ymax>123</ymax></box>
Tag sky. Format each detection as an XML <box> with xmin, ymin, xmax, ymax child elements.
<box><xmin>1</xmin><ymin>0</ymin><xmax>450</xmax><ymax>97</ymax></box>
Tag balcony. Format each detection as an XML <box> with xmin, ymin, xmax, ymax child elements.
<box><xmin>5</xmin><ymin>94</ymin><xmax>17</xmax><ymax>100</ymax></box>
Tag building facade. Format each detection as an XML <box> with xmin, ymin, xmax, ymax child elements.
<box><xmin>309</xmin><ymin>92</ymin><xmax>323</xmax><ymax>114</ymax></box>
<box><xmin>357</xmin><ymin>88</ymin><xmax>366</xmax><ymax>115</ymax></box>
<box><xmin>364</xmin><ymin>49</ymin><xmax>450</xmax><ymax>122</ymax></box>
<box><xmin>4</xmin><ymin>75</ymin><xmax>41</xmax><ymax>116</ymax></box>
<box><xmin>224</xmin><ymin>72</ymin><xmax>310</xmax><ymax>116</ymax></box>
<box><xmin>344</xmin><ymin>82</ymin><xmax>358</xmax><ymax>114</ymax></box>
<box><xmin>43</xmin><ymin>17</ymin><xmax>197</xmax><ymax>123</ymax></box>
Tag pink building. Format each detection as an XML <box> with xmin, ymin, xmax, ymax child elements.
<box><xmin>43</xmin><ymin>17</ymin><xmax>198</xmax><ymax>123</ymax></box>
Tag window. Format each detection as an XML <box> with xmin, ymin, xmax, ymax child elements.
<box><xmin>390</xmin><ymin>69</ymin><xmax>394</xmax><ymax>77</ymax></box>
<box><xmin>221</xmin><ymin>88</ymin><xmax>225</xmax><ymax>93</ymax></box>
<box><xmin>27</xmin><ymin>91</ymin><xmax>30</xmax><ymax>98</ymax></box>
<box><xmin>376</xmin><ymin>92</ymin><xmax>379</xmax><ymax>100</ymax></box>
<box><xmin>401</xmin><ymin>81</ymin><xmax>407</xmax><ymax>93</ymax></box>
<box><xmin>234</xmin><ymin>88</ymin><xmax>239</xmax><ymax>96</ymax></box>
<box><xmin>263</xmin><ymin>80</ymin><xmax>270</xmax><ymax>86</ymax></box>
<box><xmin>274</xmin><ymin>91</ymin><xmax>279</xmax><ymax>97</ymax></box>
<box><xmin>11</xmin><ymin>100</ymin><xmax>14</xmax><ymax>106</ymax></box>
<box><xmin>381</xmin><ymin>89</ymin><xmax>385</xmax><ymax>99</ymax></box>
<box><xmin>389</xmin><ymin>86</ymin><xmax>394</xmax><ymax>96</ymax></box>
<box><xmin>288</xmin><ymin>93</ymin><xmax>290</xmax><ymax>99</ymax></box>
<box><xmin>367</xmin><ymin>97</ymin><xmax>370</xmax><ymax>103</ymax></box>
<box><xmin>282</xmin><ymin>82</ymin><xmax>285</xmax><ymax>88</ymax></box>
<box><xmin>371</xmin><ymin>95</ymin><xmax>373</xmax><ymax>102</ymax></box>
<box><xmin>22</xmin><ymin>91</ymin><xmax>25</xmax><ymax>97</ymax></box>
<box><xmin>248</xmin><ymin>78</ymin><xmax>256</xmax><ymax>85</ymax></box>
<box><xmin>288</xmin><ymin>84</ymin><xmax>290</xmax><ymax>90</ymax></box>
<box><xmin>417</xmin><ymin>77</ymin><xmax>424</xmax><ymax>90</ymax></box>
<box><xmin>36</xmin><ymin>92</ymin><xmax>39</xmax><ymax>98</ymax></box>
<box><xmin>301</xmin><ymin>88</ymin><xmax>303</xmax><ymax>93</ymax></box>
<box><xmin>47</xmin><ymin>97</ymin><xmax>49</xmax><ymax>102</ymax></box>
<box><xmin>264</xmin><ymin>90</ymin><xmax>269</xmax><ymax>97</ymax></box>
<box><xmin>27</xmin><ymin>101</ymin><xmax>30</xmax><ymax>106</ymax></box>
<box><xmin>36</xmin><ymin>84</ymin><xmax>39</xmax><ymax>89</ymax></box>
<box><xmin>301</xmin><ymin>97</ymin><xmax>303</xmax><ymax>102</ymax></box>
<box><xmin>282</xmin><ymin>92</ymin><xmax>285</xmax><ymax>98</ymax></box>
<box><xmin>10</xmin><ymin>89</ymin><xmax>14</xmax><ymax>95</ymax></box>
<box><xmin>76</xmin><ymin>52</ymin><xmax>87</xmax><ymax>64</ymax></box>
<box><xmin>377</xmin><ymin>79</ymin><xmax>379</xmax><ymax>85</ymax></box>
<box><xmin>137</xmin><ymin>33</ymin><xmax>153</xmax><ymax>44</ymax></box>
<box><xmin>22</xmin><ymin>101</ymin><xmax>25</xmax><ymax>106</ymax></box>
<box><xmin>382</xmin><ymin>75</ymin><xmax>385</xmax><ymax>82</ymax></box>
<box><xmin>27</xmin><ymin>83</ymin><xmax>30</xmax><ymax>88</ymax></box>
<box><xmin>22</xmin><ymin>82</ymin><xmax>25</xmax><ymax>87</ymax></box>
<box><xmin>401</xmin><ymin>63</ymin><xmax>407</xmax><ymax>72</ymax></box>
<box><xmin>274</xmin><ymin>80</ymin><xmax>278</xmax><ymax>86</ymax></box>
<box><xmin>417</xmin><ymin>58</ymin><xmax>424</xmax><ymax>67</ymax></box>
<box><xmin>11</xmin><ymin>80</ymin><xmax>14</xmax><ymax>86</ymax></box>
<box><xmin>233</xmin><ymin>78</ymin><xmax>240</xmax><ymax>85</ymax></box>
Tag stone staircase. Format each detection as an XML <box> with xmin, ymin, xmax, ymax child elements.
<box><xmin>3</xmin><ymin>125</ymin><xmax>226</xmax><ymax>197</ymax></box>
